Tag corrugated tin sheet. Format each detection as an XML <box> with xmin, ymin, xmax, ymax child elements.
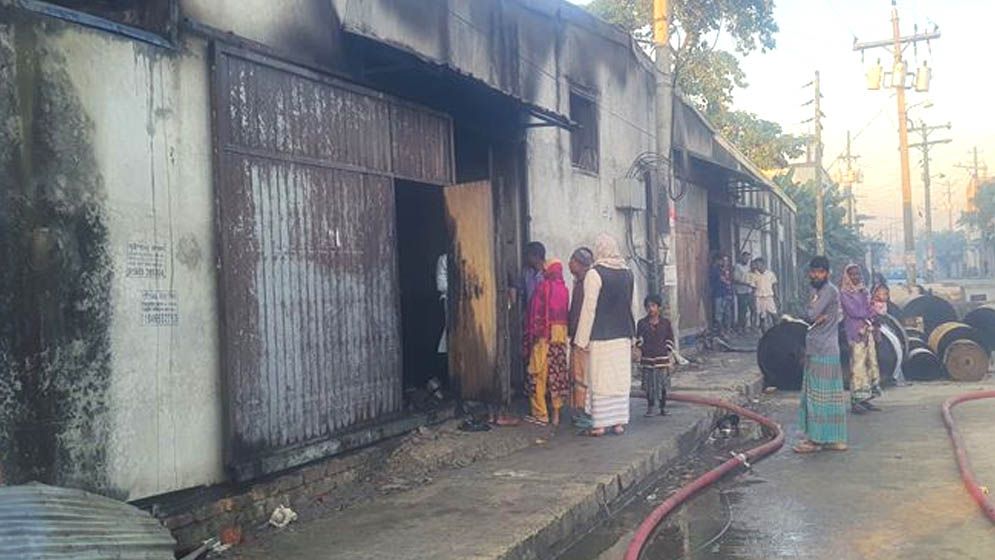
<box><xmin>391</xmin><ymin>103</ymin><xmax>453</xmax><ymax>185</ymax></box>
<box><xmin>0</xmin><ymin>483</ymin><xmax>174</xmax><ymax>559</ymax></box>
<box><xmin>212</xmin><ymin>44</ymin><xmax>451</xmax><ymax>478</ymax></box>
<box><xmin>674</xmin><ymin>181</ymin><xmax>709</xmax><ymax>332</ymax></box>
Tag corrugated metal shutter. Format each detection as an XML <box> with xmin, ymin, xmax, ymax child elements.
<box><xmin>211</xmin><ymin>44</ymin><xmax>453</xmax><ymax>479</ymax></box>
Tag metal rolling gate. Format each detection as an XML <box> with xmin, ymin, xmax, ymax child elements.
<box><xmin>211</xmin><ymin>44</ymin><xmax>453</xmax><ymax>480</ymax></box>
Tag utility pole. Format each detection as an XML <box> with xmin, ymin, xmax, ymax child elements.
<box><xmin>909</xmin><ymin>120</ymin><xmax>952</xmax><ymax>282</ymax></box>
<box><xmin>803</xmin><ymin>71</ymin><xmax>826</xmax><ymax>254</ymax></box>
<box><xmin>955</xmin><ymin>147</ymin><xmax>986</xmax><ymax>212</ymax></box>
<box><xmin>948</xmin><ymin>182</ymin><xmax>954</xmax><ymax>231</ymax></box>
<box><xmin>854</xmin><ymin>0</ymin><xmax>940</xmax><ymax>287</ymax></box>
<box><xmin>653</xmin><ymin>0</ymin><xmax>679</xmax><ymax>342</ymax></box>
<box><xmin>839</xmin><ymin>131</ymin><xmax>862</xmax><ymax>228</ymax></box>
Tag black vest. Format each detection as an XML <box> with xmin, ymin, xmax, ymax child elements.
<box><xmin>590</xmin><ymin>266</ymin><xmax>636</xmax><ymax>341</ymax></box>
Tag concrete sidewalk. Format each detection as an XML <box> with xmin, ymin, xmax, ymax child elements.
<box><xmin>231</xmin><ymin>353</ymin><xmax>763</xmax><ymax>560</ymax></box>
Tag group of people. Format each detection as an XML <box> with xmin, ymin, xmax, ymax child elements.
<box><xmin>795</xmin><ymin>256</ymin><xmax>893</xmax><ymax>454</ymax></box>
<box><xmin>518</xmin><ymin>233</ymin><xmax>675</xmax><ymax>437</ymax></box>
<box><xmin>710</xmin><ymin>251</ymin><xmax>780</xmax><ymax>334</ymax></box>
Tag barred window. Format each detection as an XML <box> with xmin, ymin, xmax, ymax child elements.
<box><xmin>570</xmin><ymin>90</ymin><xmax>599</xmax><ymax>174</ymax></box>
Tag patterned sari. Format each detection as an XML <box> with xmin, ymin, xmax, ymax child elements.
<box><xmin>524</xmin><ymin>260</ymin><xmax>571</xmax><ymax>422</ymax></box>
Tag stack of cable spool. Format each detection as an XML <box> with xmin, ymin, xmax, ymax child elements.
<box><xmin>905</xmin><ymin>326</ymin><xmax>928</xmax><ymax>354</ymax></box>
<box><xmin>877</xmin><ymin>322</ymin><xmax>903</xmax><ymax>386</ymax></box>
<box><xmin>887</xmin><ymin>301</ymin><xmax>904</xmax><ymax>320</ymax></box>
<box><xmin>905</xmin><ymin>347</ymin><xmax>945</xmax><ymax>381</ymax></box>
<box><xmin>901</xmin><ymin>295</ymin><xmax>958</xmax><ymax>337</ymax></box>
<box><xmin>964</xmin><ymin>304</ymin><xmax>995</xmax><ymax>354</ymax></box>
<box><xmin>880</xmin><ymin>314</ymin><xmax>910</xmax><ymax>361</ymax></box>
<box><xmin>841</xmin><ymin>315</ymin><xmax>905</xmax><ymax>388</ymax></box>
<box><xmin>929</xmin><ymin>322</ymin><xmax>991</xmax><ymax>382</ymax></box>
<box><xmin>757</xmin><ymin>318</ymin><xmax>808</xmax><ymax>390</ymax></box>
<box><xmin>907</xmin><ymin>335</ymin><xmax>928</xmax><ymax>352</ymax></box>
<box><xmin>905</xmin><ymin>326</ymin><xmax>927</xmax><ymax>341</ymax></box>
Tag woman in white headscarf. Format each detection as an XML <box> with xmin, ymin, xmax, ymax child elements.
<box><xmin>573</xmin><ymin>233</ymin><xmax>636</xmax><ymax>436</ymax></box>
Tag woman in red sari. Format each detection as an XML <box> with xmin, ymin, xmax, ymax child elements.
<box><xmin>524</xmin><ymin>259</ymin><xmax>572</xmax><ymax>426</ymax></box>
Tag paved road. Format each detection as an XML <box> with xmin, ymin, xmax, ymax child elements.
<box><xmin>636</xmin><ymin>380</ymin><xmax>995</xmax><ymax>560</ymax></box>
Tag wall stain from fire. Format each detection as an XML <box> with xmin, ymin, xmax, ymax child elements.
<box><xmin>0</xmin><ymin>16</ymin><xmax>114</xmax><ymax>495</ymax></box>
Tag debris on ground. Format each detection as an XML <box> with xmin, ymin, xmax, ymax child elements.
<box><xmin>268</xmin><ymin>505</ymin><xmax>298</xmax><ymax>529</ymax></box>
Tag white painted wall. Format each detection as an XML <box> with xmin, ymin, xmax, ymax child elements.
<box><xmin>47</xmin><ymin>28</ymin><xmax>223</xmax><ymax>500</ymax></box>
<box><xmin>525</xmin><ymin>25</ymin><xmax>657</xmax><ymax>317</ymax></box>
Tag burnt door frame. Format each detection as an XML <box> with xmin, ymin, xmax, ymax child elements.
<box><xmin>489</xmin><ymin>139</ymin><xmax>526</xmax><ymax>403</ymax></box>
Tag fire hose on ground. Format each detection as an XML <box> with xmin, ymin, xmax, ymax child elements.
<box><xmin>623</xmin><ymin>392</ymin><xmax>786</xmax><ymax>560</ymax></box>
<box><xmin>941</xmin><ymin>390</ymin><xmax>995</xmax><ymax>524</ymax></box>
<box><xmin>624</xmin><ymin>389</ymin><xmax>995</xmax><ymax>560</ymax></box>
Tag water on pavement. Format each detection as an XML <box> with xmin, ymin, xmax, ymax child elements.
<box><xmin>563</xmin><ymin>381</ymin><xmax>995</xmax><ymax>560</ymax></box>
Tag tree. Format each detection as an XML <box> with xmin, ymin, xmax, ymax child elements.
<box><xmin>585</xmin><ymin>0</ymin><xmax>803</xmax><ymax>169</ymax></box>
<box><xmin>928</xmin><ymin>230</ymin><xmax>967</xmax><ymax>279</ymax></box>
<box><xmin>960</xmin><ymin>180</ymin><xmax>995</xmax><ymax>242</ymax></box>
<box><xmin>775</xmin><ymin>171</ymin><xmax>864</xmax><ymax>269</ymax></box>
<box><xmin>711</xmin><ymin>110</ymin><xmax>805</xmax><ymax>169</ymax></box>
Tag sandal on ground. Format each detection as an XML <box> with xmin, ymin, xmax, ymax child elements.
<box><xmin>523</xmin><ymin>415</ymin><xmax>549</xmax><ymax>426</ymax></box>
<box><xmin>580</xmin><ymin>427</ymin><xmax>606</xmax><ymax>437</ymax></box>
<box><xmin>458</xmin><ymin>418</ymin><xmax>492</xmax><ymax>432</ymax></box>
<box><xmin>793</xmin><ymin>440</ymin><xmax>822</xmax><ymax>454</ymax></box>
<box><xmin>492</xmin><ymin>415</ymin><xmax>521</xmax><ymax>427</ymax></box>
<box><xmin>644</xmin><ymin>407</ymin><xmax>658</xmax><ymax>417</ymax></box>
<box><xmin>822</xmin><ymin>442</ymin><xmax>849</xmax><ymax>451</ymax></box>
<box><xmin>611</xmin><ymin>425</ymin><xmax>625</xmax><ymax>435</ymax></box>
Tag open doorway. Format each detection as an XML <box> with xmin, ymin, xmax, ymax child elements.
<box><xmin>395</xmin><ymin>180</ymin><xmax>449</xmax><ymax>396</ymax></box>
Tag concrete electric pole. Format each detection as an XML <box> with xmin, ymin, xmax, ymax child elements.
<box><xmin>943</xmin><ymin>179</ymin><xmax>955</xmax><ymax>231</ymax></box>
<box><xmin>803</xmin><ymin>71</ymin><xmax>826</xmax><ymax>255</ymax></box>
<box><xmin>909</xmin><ymin>120</ymin><xmax>951</xmax><ymax>282</ymax></box>
<box><xmin>854</xmin><ymin>0</ymin><xmax>940</xmax><ymax>287</ymax></box>
<box><xmin>653</xmin><ymin>0</ymin><xmax>679</xmax><ymax>341</ymax></box>
<box><xmin>956</xmin><ymin>147</ymin><xmax>987</xmax><ymax>213</ymax></box>
<box><xmin>839</xmin><ymin>131</ymin><xmax>862</xmax><ymax>228</ymax></box>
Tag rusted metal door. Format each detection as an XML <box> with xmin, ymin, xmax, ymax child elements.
<box><xmin>445</xmin><ymin>182</ymin><xmax>501</xmax><ymax>402</ymax></box>
<box><xmin>211</xmin><ymin>44</ymin><xmax>452</xmax><ymax>479</ymax></box>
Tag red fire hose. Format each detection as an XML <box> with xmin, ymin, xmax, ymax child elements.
<box><xmin>941</xmin><ymin>390</ymin><xmax>995</xmax><ymax>524</ymax></box>
<box><xmin>624</xmin><ymin>392</ymin><xmax>785</xmax><ymax>560</ymax></box>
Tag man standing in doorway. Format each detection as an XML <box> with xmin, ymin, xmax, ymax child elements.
<box><xmin>733</xmin><ymin>251</ymin><xmax>755</xmax><ymax>333</ymax></box>
<box><xmin>490</xmin><ymin>241</ymin><xmax>547</xmax><ymax>427</ymax></box>
<box><xmin>794</xmin><ymin>256</ymin><xmax>848</xmax><ymax>454</ymax></box>
<box><xmin>752</xmin><ymin>257</ymin><xmax>778</xmax><ymax>332</ymax></box>
<box><xmin>709</xmin><ymin>254</ymin><xmax>733</xmax><ymax>334</ymax></box>
<box><xmin>521</xmin><ymin>242</ymin><xmax>546</xmax><ymax>306</ymax></box>
<box><xmin>568</xmin><ymin>247</ymin><xmax>594</xmax><ymax>428</ymax></box>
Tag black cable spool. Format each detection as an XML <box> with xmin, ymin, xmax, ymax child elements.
<box><xmin>840</xmin><ymin>323</ymin><xmax>902</xmax><ymax>389</ymax></box>
<box><xmin>880</xmin><ymin>314</ymin><xmax>909</xmax><ymax>362</ymax></box>
<box><xmin>901</xmin><ymin>295</ymin><xmax>958</xmax><ymax>337</ymax></box>
<box><xmin>908</xmin><ymin>336</ymin><xmax>927</xmax><ymax>352</ymax></box>
<box><xmin>905</xmin><ymin>327</ymin><xmax>926</xmax><ymax>342</ymax></box>
<box><xmin>964</xmin><ymin>304</ymin><xmax>995</xmax><ymax>353</ymax></box>
<box><xmin>757</xmin><ymin>318</ymin><xmax>807</xmax><ymax>390</ymax></box>
<box><xmin>887</xmin><ymin>301</ymin><xmax>903</xmax><ymax>320</ymax></box>
<box><xmin>877</xmin><ymin>324</ymin><xmax>902</xmax><ymax>387</ymax></box>
<box><xmin>905</xmin><ymin>347</ymin><xmax>946</xmax><ymax>381</ymax></box>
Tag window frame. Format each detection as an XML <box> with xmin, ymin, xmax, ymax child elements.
<box><xmin>568</xmin><ymin>86</ymin><xmax>600</xmax><ymax>176</ymax></box>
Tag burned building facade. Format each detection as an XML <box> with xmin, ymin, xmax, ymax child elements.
<box><xmin>0</xmin><ymin>0</ymin><xmax>794</xmax><ymax>503</ymax></box>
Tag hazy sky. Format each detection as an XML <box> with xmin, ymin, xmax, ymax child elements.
<box><xmin>569</xmin><ymin>0</ymin><xmax>995</xmax><ymax>242</ymax></box>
